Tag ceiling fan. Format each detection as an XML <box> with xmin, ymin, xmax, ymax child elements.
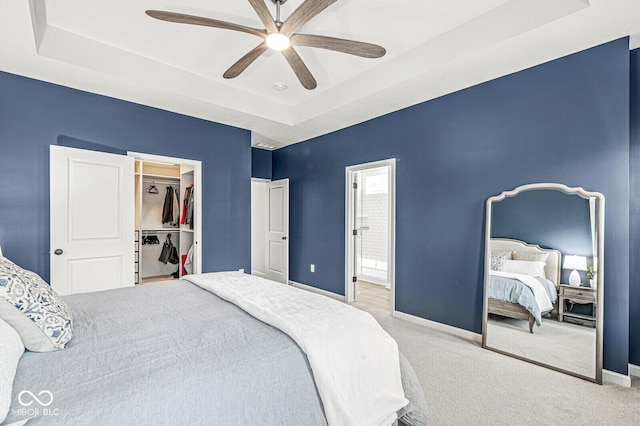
<box><xmin>146</xmin><ymin>0</ymin><xmax>386</xmax><ymax>90</ymax></box>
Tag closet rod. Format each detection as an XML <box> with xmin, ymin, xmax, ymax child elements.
<box><xmin>142</xmin><ymin>178</ymin><xmax>180</xmax><ymax>186</ymax></box>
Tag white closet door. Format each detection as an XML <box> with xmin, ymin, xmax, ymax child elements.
<box><xmin>50</xmin><ymin>146</ymin><xmax>134</xmax><ymax>295</ymax></box>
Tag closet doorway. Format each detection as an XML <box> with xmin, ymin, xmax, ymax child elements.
<box><xmin>130</xmin><ymin>152</ymin><xmax>202</xmax><ymax>285</ymax></box>
<box><xmin>345</xmin><ymin>159</ymin><xmax>396</xmax><ymax>314</ymax></box>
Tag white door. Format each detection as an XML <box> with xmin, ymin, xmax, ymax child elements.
<box><xmin>50</xmin><ymin>146</ymin><xmax>134</xmax><ymax>295</ymax></box>
<box><xmin>265</xmin><ymin>179</ymin><xmax>289</xmax><ymax>284</ymax></box>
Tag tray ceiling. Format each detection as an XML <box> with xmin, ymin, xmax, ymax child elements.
<box><xmin>1</xmin><ymin>0</ymin><xmax>639</xmax><ymax>148</ymax></box>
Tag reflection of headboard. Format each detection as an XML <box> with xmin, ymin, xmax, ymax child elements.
<box><xmin>489</xmin><ymin>238</ymin><xmax>561</xmax><ymax>288</ymax></box>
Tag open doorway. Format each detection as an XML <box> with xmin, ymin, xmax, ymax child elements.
<box><xmin>345</xmin><ymin>159</ymin><xmax>396</xmax><ymax>314</ymax></box>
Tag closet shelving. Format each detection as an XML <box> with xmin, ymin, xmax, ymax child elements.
<box><xmin>134</xmin><ymin>160</ymin><xmax>195</xmax><ymax>284</ymax></box>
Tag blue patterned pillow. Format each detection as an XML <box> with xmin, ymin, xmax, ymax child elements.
<box><xmin>490</xmin><ymin>252</ymin><xmax>510</xmax><ymax>271</ymax></box>
<box><xmin>0</xmin><ymin>256</ymin><xmax>73</xmax><ymax>351</ymax></box>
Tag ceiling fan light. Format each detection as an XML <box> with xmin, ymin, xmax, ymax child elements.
<box><xmin>266</xmin><ymin>33</ymin><xmax>290</xmax><ymax>51</ymax></box>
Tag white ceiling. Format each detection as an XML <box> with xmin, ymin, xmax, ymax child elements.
<box><xmin>1</xmin><ymin>0</ymin><xmax>639</xmax><ymax>149</ymax></box>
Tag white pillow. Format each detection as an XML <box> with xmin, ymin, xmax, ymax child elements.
<box><xmin>0</xmin><ymin>256</ymin><xmax>73</xmax><ymax>351</ymax></box>
<box><xmin>499</xmin><ymin>259</ymin><xmax>546</xmax><ymax>278</ymax></box>
<box><xmin>0</xmin><ymin>317</ymin><xmax>24</xmax><ymax>423</ymax></box>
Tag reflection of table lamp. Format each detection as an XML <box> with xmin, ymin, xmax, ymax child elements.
<box><xmin>563</xmin><ymin>255</ymin><xmax>587</xmax><ymax>286</ymax></box>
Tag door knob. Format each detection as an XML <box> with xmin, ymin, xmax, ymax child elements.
<box><xmin>54</xmin><ymin>249</ymin><xmax>64</xmax><ymax>255</ymax></box>
<box><xmin>282</xmin><ymin>236</ymin><xmax>287</xmax><ymax>240</ymax></box>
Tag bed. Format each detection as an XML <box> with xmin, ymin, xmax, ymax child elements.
<box><xmin>0</xmin><ymin>250</ymin><xmax>427</xmax><ymax>426</ymax></box>
<box><xmin>487</xmin><ymin>238</ymin><xmax>561</xmax><ymax>333</ymax></box>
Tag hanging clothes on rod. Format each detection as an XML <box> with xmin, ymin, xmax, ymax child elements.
<box><xmin>181</xmin><ymin>184</ymin><xmax>195</xmax><ymax>229</ymax></box>
<box><xmin>162</xmin><ymin>186</ymin><xmax>173</xmax><ymax>224</ymax></box>
<box><xmin>162</xmin><ymin>186</ymin><xmax>180</xmax><ymax>226</ymax></box>
<box><xmin>172</xmin><ymin>187</ymin><xmax>180</xmax><ymax>225</ymax></box>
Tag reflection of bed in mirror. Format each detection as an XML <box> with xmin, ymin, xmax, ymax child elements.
<box><xmin>487</xmin><ymin>238</ymin><xmax>561</xmax><ymax>333</ymax></box>
<box><xmin>483</xmin><ymin>183</ymin><xmax>604</xmax><ymax>383</ymax></box>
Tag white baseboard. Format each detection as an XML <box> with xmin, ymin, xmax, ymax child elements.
<box><xmin>603</xmin><ymin>369</ymin><xmax>631</xmax><ymax>387</ymax></box>
<box><xmin>289</xmin><ymin>280</ymin><xmax>346</xmax><ymax>302</ymax></box>
<box><xmin>392</xmin><ymin>310</ymin><xmax>483</xmax><ymax>345</ymax></box>
<box><xmin>629</xmin><ymin>364</ymin><xmax>640</xmax><ymax>378</ymax></box>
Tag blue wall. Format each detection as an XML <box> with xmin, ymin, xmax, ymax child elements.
<box><xmin>273</xmin><ymin>39</ymin><xmax>630</xmax><ymax>374</ymax></box>
<box><xmin>0</xmin><ymin>71</ymin><xmax>252</xmax><ymax>280</ymax></box>
<box><xmin>630</xmin><ymin>47</ymin><xmax>640</xmax><ymax>367</ymax></box>
<box><xmin>491</xmin><ymin>189</ymin><xmax>594</xmax><ymax>284</ymax></box>
<box><xmin>251</xmin><ymin>147</ymin><xmax>273</xmax><ymax>179</ymax></box>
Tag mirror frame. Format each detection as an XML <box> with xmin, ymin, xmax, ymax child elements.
<box><xmin>482</xmin><ymin>183</ymin><xmax>604</xmax><ymax>383</ymax></box>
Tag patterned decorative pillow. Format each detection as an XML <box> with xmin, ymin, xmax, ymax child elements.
<box><xmin>490</xmin><ymin>251</ymin><xmax>511</xmax><ymax>271</ymax></box>
<box><xmin>0</xmin><ymin>256</ymin><xmax>73</xmax><ymax>352</ymax></box>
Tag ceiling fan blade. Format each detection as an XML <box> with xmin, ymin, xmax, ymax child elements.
<box><xmin>146</xmin><ymin>10</ymin><xmax>266</xmax><ymax>39</ymax></box>
<box><xmin>223</xmin><ymin>42</ymin><xmax>270</xmax><ymax>79</ymax></box>
<box><xmin>291</xmin><ymin>34</ymin><xmax>386</xmax><ymax>58</ymax></box>
<box><xmin>279</xmin><ymin>0</ymin><xmax>337</xmax><ymax>38</ymax></box>
<box><xmin>248</xmin><ymin>0</ymin><xmax>278</xmax><ymax>34</ymax></box>
<box><xmin>281</xmin><ymin>47</ymin><xmax>317</xmax><ymax>90</ymax></box>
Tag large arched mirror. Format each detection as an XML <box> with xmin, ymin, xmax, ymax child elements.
<box><xmin>482</xmin><ymin>183</ymin><xmax>604</xmax><ymax>383</ymax></box>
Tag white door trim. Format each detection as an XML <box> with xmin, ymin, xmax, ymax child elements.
<box><xmin>344</xmin><ymin>159</ymin><xmax>396</xmax><ymax>312</ymax></box>
<box><xmin>128</xmin><ymin>151</ymin><xmax>203</xmax><ymax>275</ymax></box>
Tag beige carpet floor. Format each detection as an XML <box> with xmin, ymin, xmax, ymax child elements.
<box><xmin>486</xmin><ymin>315</ymin><xmax>596</xmax><ymax>379</ymax></box>
<box><xmin>355</xmin><ymin>307</ymin><xmax>640</xmax><ymax>425</ymax></box>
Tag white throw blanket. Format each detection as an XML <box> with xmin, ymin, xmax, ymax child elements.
<box><xmin>183</xmin><ymin>272</ymin><xmax>408</xmax><ymax>426</ymax></box>
<box><xmin>490</xmin><ymin>270</ymin><xmax>553</xmax><ymax>311</ymax></box>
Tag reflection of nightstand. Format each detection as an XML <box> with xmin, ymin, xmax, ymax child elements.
<box><xmin>558</xmin><ymin>284</ymin><xmax>596</xmax><ymax>324</ymax></box>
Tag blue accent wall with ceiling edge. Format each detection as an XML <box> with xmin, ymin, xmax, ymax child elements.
<box><xmin>0</xmin><ymin>71</ymin><xmax>252</xmax><ymax>281</ymax></box>
<box><xmin>252</xmin><ymin>147</ymin><xmax>273</xmax><ymax>179</ymax></box>
<box><xmin>273</xmin><ymin>38</ymin><xmax>631</xmax><ymax>375</ymax></box>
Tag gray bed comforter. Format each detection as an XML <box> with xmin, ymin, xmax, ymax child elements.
<box><xmin>5</xmin><ymin>280</ymin><xmax>426</xmax><ymax>426</ymax></box>
<box><xmin>488</xmin><ymin>275</ymin><xmax>557</xmax><ymax>325</ymax></box>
